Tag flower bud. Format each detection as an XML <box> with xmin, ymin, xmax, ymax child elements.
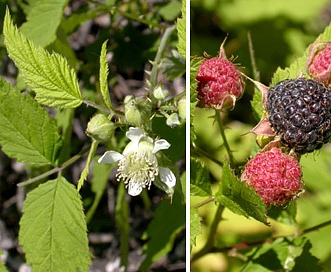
<box><xmin>86</xmin><ymin>114</ymin><xmax>114</xmax><ymax>142</ymax></box>
<box><xmin>153</xmin><ymin>85</ymin><xmax>170</xmax><ymax>100</ymax></box>
<box><xmin>124</xmin><ymin>96</ymin><xmax>152</xmax><ymax>127</ymax></box>
<box><xmin>166</xmin><ymin>113</ymin><xmax>180</xmax><ymax>128</ymax></box>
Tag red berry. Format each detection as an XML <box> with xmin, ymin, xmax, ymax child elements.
<box><xmin>307</xmin><ymin>41</ymin><xmax>331</xmax><ymax>87</ymax></box>
<box><xmin>241</xmin><ymin>148</ymin><xmax>304</xmax><ymax>206</ymax></box>
<box><xmin>196</xmin><ymin>55</ymin><xmax>245</xmax><ymax>109</ymax></box>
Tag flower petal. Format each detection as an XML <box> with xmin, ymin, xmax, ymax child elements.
<box><xmin>127</xmin><ymin>182</ymin><xmax>143</xmax><ymax>196</ymax></box>
<box><xmin>152</xmin><ymin>139</ymin><xmax>170</xmax><ymax>154</ymax></box>
<box><xmin>159</xmin><ymin>167</ymin><xmax>176</xmax><ymax>188</ymax></box>
<box><xmin>98</xmin><ymin>151</ymin><xmax>124</xmax><ymax>164</ymax></box>
<box><xmin>126</xmin><ymin>127</ymin><xmax>145</xmax><ymax>144</ymax></box>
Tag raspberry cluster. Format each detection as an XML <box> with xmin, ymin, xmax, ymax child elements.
<box><xmin>241</xmin><ymin>148</ymin><xmax>303</xmax><ymax>206</ymax></box>
<box><xmin>196</xmin><ymin>56</ymin><xmax>244</xmax><ymax>109</ymax></box>
<box><xmin>307</xmin><ymin>42</ymin><xmax>331</xmax><ymax>87</ymax></box>
<box><xmin>266</xmin><ymin>78</ymin><xmax>331</xmax><ymax>154</ymax></box>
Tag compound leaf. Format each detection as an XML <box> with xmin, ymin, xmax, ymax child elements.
<box><xmin>3</xmin><ymin>9</ymin><xmax>82</xmax><ymax>109</ymax></box>
<box><xmin>0</xmin><ymin>79</ymin><xmax>62</xmax><ymax>166</ymax></box>
<box><xmin>19</xmin><ymin>176</ymin><xmax>91</xmax><ymax>272</ymax></box>
<box><xmin>20</xmin><ymin>0</ymin><xmax>67</xmax><ymax>47</ymax></box>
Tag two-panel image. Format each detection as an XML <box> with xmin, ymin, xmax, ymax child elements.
<box><xmin>0</xmin><ymin>0</ymin><xmax>331</xmax><ymax>271</ymax></box>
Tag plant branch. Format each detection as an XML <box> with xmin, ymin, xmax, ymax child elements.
<box><xmin>17</xmin><ymin>146</ymin><xmax>91</xmax><ymax>187</ymax></box>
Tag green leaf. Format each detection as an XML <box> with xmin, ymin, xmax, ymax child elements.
<box><xmin>268</xmin><ymin>202</ymin><xmax>297</xmax><ymax>225</ymax></box>
<box><xmin>0</xmin><ymin>79</ymin><xmax>62</xmax><ymax>166</ymax></box>
<box><xmin>242</xmin><ymin>237</ymin><xmax>321</xmax><ymax>272</ymax></box>
<box><xmin>176</xmin><ymin>0</ymin><xmax>185</xmax><ymax>57</ymax></box>
<box><xmin>251</xmin><ymin>87</ymin><xmax>264</xmax><ymax>121</ymax></box>
<box><xmin>190</xmin><ymin>158</ymin><xmax>212</xmax><ymax>197</ymax></box>
<box><xmin>77</xmin><ymin>140</ymin><xmax>99</xmax><ymax>191</ymax></box>
<box><xmin>162</xmin><ymin>49</ymin><xmax>185</xmax><ymax>80</ymax></box>
<box><xmin>115</xmin><ymin>182</ymin><xmax>129</xmax><ymax>268</ymax></box>
<box><xmin>19</xmin><ymin>0</ymin><xmax>67</xmax><ymax>47</ymax></box>
<box><xmin>99</xmin><ymin>40</ymin><xmax>112</xmax><ymax>109</ymax></box>
<box><xmin>190</xmin><ymin>56</ymin><xmax>202</xmax><ymax>103</ymax></box>
<box><xmin>19</xmin><ymin>176</ymin><xmax>91</xmax><ymax>271</ymax></box>
<box><xmin>215</xmin><ymin>162</ymin><xmax>269</xmax><ymax>225</ymax></box>
<box><xmin>190</xmin><ymin>208</ymin><xmax>201</xmax><ymax>252</ymax></box>
<box><xmin>140</xmin><ymin>193</ymin><xmax>185</xmax><ymax>271</ymax></box>
<box><xmin>3</xmin><ymin>9</ymin><xmax>82</xmax><ymax>109</ymax></box>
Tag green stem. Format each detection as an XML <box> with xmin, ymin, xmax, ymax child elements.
<box><xmin>191</xmin><ymin>204</ymin><xmax>225</xmax><ymax>262</ymax></box>
<box><xmin>215</xmin><ymin>109</ymin><xmax>235</xmax><ymax>168</ymax></box>
<box><xmin>83</xmin><ymin>99</ymin><xmax>123</xmax><ymax>115</ymax></box>
<box><xmin>17</xmin><ymin>146</ymin><xmax>90</xmax><ymax>187</ymax></box>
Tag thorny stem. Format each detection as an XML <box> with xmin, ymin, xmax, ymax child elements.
<box><xmin>191</xmin><ymin>204</ymin><xmax>225</xmax><ymax>262</ymax></box>
<box><xmin>83</xmin><ymin>99</ymin><xmax>123</xmax><ymax>115</ymax></box>
<box><xmin>215</xmin><ymin>109</ymin><xmax>235</xmax><ymax>168</ymax></box>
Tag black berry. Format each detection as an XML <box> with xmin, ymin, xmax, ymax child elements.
<box><xmin>267</xmin><ymin>78</ymin><xmax>331</xmax><ymax>154</ymax></box>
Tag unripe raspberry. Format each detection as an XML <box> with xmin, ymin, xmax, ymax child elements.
<box><xmin>307</xmin><ymin>41</ymin><xmax>331</xmax><ymax>87</ymax></box>
<box><xmin>196</xmin><ymin>46</ymin><xmax>245</xmax><ymax>109</ymax></box>
<box><xmin>241</xmin><ymin>148</ymin><xmax>304</xmax><ymax>206</ymax></box>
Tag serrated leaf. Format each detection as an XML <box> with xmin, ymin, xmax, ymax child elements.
<box><xmin>3</xmin><ymin>9</ymin><xmax>82</xmax><ymax>109</ymax></box>
<box><xmin>215</xmin><ymin>162</ymin><xmax>269</xmax><ymax>225</ymax></box>
<box><xmin>19</xmin><ymin>0</ymin><xmax>67</xmax><ymax>47</ymax></box>
<box><xmin>99</xmin><ymin>40</ymin><xmax>112</xmax><ymax>109</ymax></box>
<box><xmin>0</xmin><ymin>79</ymin><xmax>62</xmax><ymax>166</ymax></box>
<box><xmin>190</xmin><ymin>208</ymin><xmax>201</xmax><ymax>252</ymax></box>
<box><xmin>19</xmin><ymin>176</ymin><xmax>91</xmax><ymax>271</ymax></box>
<box><xmin>140</xmin><ymin>193</ymin><xmax>185</xmax><ymax>271</ymax></box>
<box><xmin>190</xmin><ymin>158</ymin><xmax>212</xmax><ymax>197</ymax></box>
<box><xmin>162</xmin><ymin>50</ymin><xmax>185</xmax><ymax>80</ymax></box>
<box><xmin>115</xmin><ymin>182</ymin><xmax>129</xmax><ymax>268</ymax></box>
<box><xmin>176</xmin><ymin>0</ymin><xmax>185</xmax><ymax>57</ymax></box>
<box><xmin>190</xmin><ymin>56</ymin><xmax>202</xmax><ymax>103</ymax></box>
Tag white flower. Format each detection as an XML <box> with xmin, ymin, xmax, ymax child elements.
<box><xmin>98</xmin><ymin>127</ymin><xmax>176</xmax><ymax>196</ymax></box>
